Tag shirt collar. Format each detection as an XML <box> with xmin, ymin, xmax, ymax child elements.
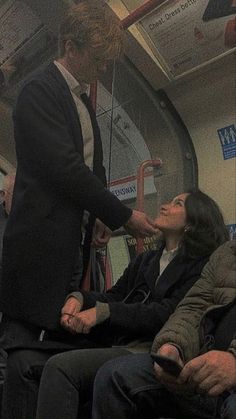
<box><xmin>163</xmin><ymin>246</ymin><xmax>178</xmax><ymax>255</ymax></box>
<box><xmin>162</xmin><ymin>246</ymin><xmax>178</xmax><ymax>261</ymax></box>
<box><xmin>54</xmin><ymin>60</ymin><xmax>88</xmax><ymax>95</ymax></box>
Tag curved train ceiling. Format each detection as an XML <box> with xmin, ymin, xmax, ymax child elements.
<box><xmin>1</xmin><ymin>0</ymin><xmax>235</xmax><ymax>96</ymax></box>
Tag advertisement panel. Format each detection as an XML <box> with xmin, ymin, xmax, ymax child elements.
<box><xmin>140</xmin><ymin>0</ymin><xmax>236</xmax><ymax>78</ymax></box>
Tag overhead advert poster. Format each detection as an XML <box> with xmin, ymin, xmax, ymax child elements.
<box><xmin>140</xmin><ymin>0</ymin><xmax>236</xmax><ymax>78</ymax></box>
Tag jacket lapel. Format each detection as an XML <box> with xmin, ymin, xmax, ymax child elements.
<box><xmin>46</xmin><ymin>63</ymin><xmax>85</xmax><ymax>155</ymax></box>
<box><xmin>154</xmin><ymin>253</ymin><xmax>185</xmax><ymax>300</ymax></box>
<box><xmin>143</xmin><ymin>243</ymin><xmax>164</xmax><ymax>294</ymax></box>
<box><xmin>46</xmin><ymin>64</ymin><xmax>104</xmax><ymax>176</ymax></box>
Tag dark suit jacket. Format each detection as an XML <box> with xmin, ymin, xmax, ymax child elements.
<box><xmin>0</xmin><ymin>63</ymin><xmax>131</xmax><ymax>330</ymax></box>
<box><xmin>0</xmin><ymin>205</ymin><xmax>7</xmax><ymax>286</ymax></box>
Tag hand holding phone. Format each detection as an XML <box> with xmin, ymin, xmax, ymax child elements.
<box><xmin>150</xmin><ymin>353</ymin><xmax>183</xmax><ymax>377</ymax></box>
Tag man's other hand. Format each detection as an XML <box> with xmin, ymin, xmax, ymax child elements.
<box><xmin>92</xmin><ymin>219</ymin><xmax>111</xmax><ymax>248</ymax></box>
<box><xmin>64</xmin><ymin>307</ymin><xmax>97</xmax><ymax>335</ymax></box>
<box><xmin>60</xmin><ymin>296</ymin><xmax>82</xmax><ymax>332</ymax></box>
<box><xmin>181</xmin><ymin>350</ymin><xmax>236</xmax><ymax>396</ymax></box>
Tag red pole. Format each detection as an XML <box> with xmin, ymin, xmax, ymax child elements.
<box><xmin>136</xmin><ymin>159</ymin><xmax>162</xmax><ymax>254</ymax></box>
<box><xmin>121</xmin><ymin>0</ymin><xmax>166</xmax><ymax>30</ymax></box>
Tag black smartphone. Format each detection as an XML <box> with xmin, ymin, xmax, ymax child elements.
<box><xmin>150</xmin><ymin>353</ymin><xmax>183</xmax><ymax>377</ymax></box>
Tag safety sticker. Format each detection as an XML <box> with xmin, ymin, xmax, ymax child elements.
<box><xmin>217</xmin><ymin>124</ymin><xmax>236</xmax><ymax>160</ymax></box>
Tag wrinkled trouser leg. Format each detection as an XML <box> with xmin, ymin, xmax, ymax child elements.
<box><xmin>92</xmin><ymin>353</ymin><xmax>180</xmax><ymax>419</ymax></box>
<box><xmin>1</xmin><ymin>349</ymin><xmax>52</xmax><ymax>419</ymax></box>
<box><xmin>92</xmin><ymin>353</ymin><xmax>218</xmax><ymax>419</ymax></box>
<box><xmin>0</xmin><ymin>349</ymin><xmax>7</xmax><ymax>419</ymax></box>
<box><xmin>36</xmin><ymin>347</ymin><xmax>130</xmax><ymax>419</ymax></box>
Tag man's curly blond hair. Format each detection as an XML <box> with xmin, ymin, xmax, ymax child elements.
<box><xmin>58</xmin><ymin>1</ymin><xmax>123</xmax><ymax>61</ymax></box>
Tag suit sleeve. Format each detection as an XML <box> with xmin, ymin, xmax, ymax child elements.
<box><xmin>14</xmin><ymin>81</ymin><xmax>132</xmax><ymax>230</ymax></box>
<box><xmin>80</xmin><ymin>254</ymin><xmax>144</xmax><ymax>308</ymax></box>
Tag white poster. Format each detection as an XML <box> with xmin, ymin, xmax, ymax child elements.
<box><xmin>140</xmin><ymin>0</ymin><xmax>236</xmax><ymax>77</ymax></box>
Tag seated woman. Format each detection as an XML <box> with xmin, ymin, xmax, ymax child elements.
<box><xmin>27</xmin><ymin>189</ymin><xmax>230</xmax><ymax>419</ymax></box>
<box><xmin>91</xmin><ymin>240</ymin><xmax>236</xmax><ymax>419</ymax></box>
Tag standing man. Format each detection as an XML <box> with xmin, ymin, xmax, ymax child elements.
<box><xmin>0</xmin><ymin>172</ymin><xmax>15</xmax><ymax>414</ymax></box>
<box><xmin>0</xmin><ymin>2</ymin><xmax>157</xmax><ymax>346</ymax></box>
<box><xmin>0</xmin><ymin>172</ymin><xmax>15</xmax><ymax>288</ymax></box>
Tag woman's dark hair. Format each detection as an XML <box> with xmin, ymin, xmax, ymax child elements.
<box><xmin>181</xmin><ymin>189</ymin><xmax>229</xmax><ymax>258</ymax></box>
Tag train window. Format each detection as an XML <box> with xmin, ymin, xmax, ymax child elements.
<box><xmin>97</xmin><ymin>58</ymin><xmax>197</xmax><ymax>220</ymax></box>
<box><xmin>95</xmin><ymin>57</ymin><xmax>198</xmax><ymax>284</ymax></box>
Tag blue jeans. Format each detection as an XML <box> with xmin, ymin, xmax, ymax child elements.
<box><xmin>92</xmin><ymin>353</ymin><xmax>219</xmax><ymax>419</ymax></box>
<box><xmin>221</xmin><ymin>394</ymin><xmax>236</xmax><ymax>419</ymax></box>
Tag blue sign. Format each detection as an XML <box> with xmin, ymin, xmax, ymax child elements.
<box><xmin>227</xmin><ymin>224</ymin><xmax>236</xmax><ymax>241</ymax></box>
<box><xmin>217</xmin><ymin>125</ymin><xmax>236</xmax><ymax>160</ymax></box>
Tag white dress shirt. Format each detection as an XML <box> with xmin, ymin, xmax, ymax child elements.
<box><xmin>54</xmin><ymin>60</ymin><xmax>94</xmax><ymax>170</ymax></box>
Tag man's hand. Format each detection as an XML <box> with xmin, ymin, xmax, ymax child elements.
<box><xmin>180</xmin><ymin>350</ymin><xmax>236</xmax><ymax>396</ymax></box>
<box><xmin>60</xmin><ymin>296</ymin><xmax>82</xmax><ymax>333</ymax></box>
<box><xmin>92</xmin><ymin>219</ymin><xmax>111</xmax><ymax>248</ymax></box>
<box><xmin>153</xmin><ymin>344</ymin><xmax>187</xmax><ymax>394</ymax></box>
<box><xmin>157</xmin><ymin>344</ymin><xmax>182</xmax><ymax>361</ymax></box>
<box><xmin>64</xmin><ymin>308</ymin><xmax>97</xmax><ymax>335</ymax></box>
<box><xmin>125</xmin><ymin>210</ymin><xmax>159</xmax><ymax>238</ymax></box>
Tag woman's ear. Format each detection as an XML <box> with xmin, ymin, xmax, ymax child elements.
<box><xmin>64</xmin><ymin>40</ymin><xmax>78</xmax><ymax>58</ymax></box>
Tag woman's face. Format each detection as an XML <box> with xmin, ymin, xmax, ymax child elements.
<box><xmin>155</xmin><ymin>193</ymin><xmax>189</xmax><ymax>234</ymax></box>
